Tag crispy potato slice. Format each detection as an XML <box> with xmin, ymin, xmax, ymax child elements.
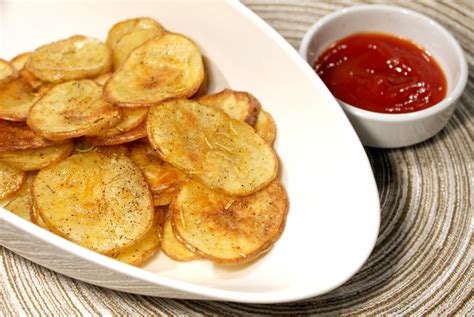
<box><xmin>0</xmin><ymin>59</ymin><xmax>17</xmax><ymax>85</ymax></box>
<box><xmin>111</xmin><ymin>207</ymin><xmax>164</xmax><ymax>266</ymax></box>
<box><xmin>106</xmin><ymin>17</ymin><xmax>164</xmax><ymax>49</ymax></box>
<box><xmin>153</xmin><ymin>191</ymin><xmax>177</xmax><ymax>207</ymax></box>
<box><xmin>10</xmin><ymin>52</ymin><xmax>31</xmax><ymax>71</ymax></box>
<box><xmin>31</xmin><ymin>205</ymin><xmax>49</xmax><ymax>229</ymax></box>
<box><xmin>198</xmin><ymin>89</ymin><xmax>261</xmax><ymax>126</ymax></box>
<box><xmin>147</xmin><ymin>99</ymin><xmax>277</xmax><ymax>196</ymax></box>
<box><xmin>86</xmin><ymin>121</ymin><xmax>146</xmax><ymax>146</ymax></box>
<box><xmin>94</xmin><ymin>107</ymin><xmax>148</xmax><ymax>137</ymax></box>
<box><xmin>113</xmin><ymin>28</ymin><xmax>165</xmax><ymax>70</ymax></box>
<box><xmin>255</xmin><ymin>110</ymin><xmax>277</xmax><ymax>145</ymax></box>
<box><xmin>129</xmin><ymin>141</ymin><xmax>187</xmax><ymax>194</ymax></box>
<box><xmin>26</xmin><ymin>36</ymin><xmax>112</xmax><ymax>83</ymax></box>
<box><xmin>94</xmin><ymin>73</ymin><xmax>112</xmax><ymax>86</ymax></box>
<box><xmin>104</xmin><ymin>33</ymin><xmax>204</xmax><ymax>107</ymax></box>
<box><xmin>172</xmin><ymin>180</ymin><xmax>288</xmax><ymax>264</ymax></box>
<box><xmin>19</xmin><ymin>68</ymin><xmax>43</xmax><ymax>89</ymax></box>
<box><xmin>0</xmin><ymin>161</ymin><xmax>25</xmax><ymax>200</ymax></box>
<box><xmin>27</xmin><ymin>80</ymin><xmax>122</xmax><ymax>140</ymax></box>
<box><xmin>0</xmin><ymin>78</ymin><xmax>40</xmax><ymax>121</ymax></box>
<box><xmin>4</xmin><ymin>174</ymin><xmax>34</xmax><ymax>220</ymax></box>
<box><xmin>0</xmin><ymin>142</ymin><xmax>73</xmax><ymax>171</ymax></box>
<box><xmin>0</xmin><ymin>121</ymin><xmax>61</xmax><ymax>152</ymax></box>
<box><xmin>162</xmin><ymin>215</ymin><xmax>198</xmax><ymax>261</ymax></box>
<box><xmin>33</xmin><ymin>152</ymin><xmax>154</xmax><ymax>254</ymax></box>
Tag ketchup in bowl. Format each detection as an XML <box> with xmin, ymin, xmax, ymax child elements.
<box><xmin>314</xmin><ymin>33</ymin><xmax>447</xmax><ymax>114</ymax></box>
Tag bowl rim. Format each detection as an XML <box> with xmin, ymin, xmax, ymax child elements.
<box><xmin>299</xmin><ymin>4</ymin><xmax>468</xmax><ymax>123</ymax></box>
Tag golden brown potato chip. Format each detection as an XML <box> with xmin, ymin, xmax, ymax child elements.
<box><xmin>94</xmin><ymin>107</ymin><xmax>148</xmax><ymax>137</ymax></box>
<box><xmin>111</xmin><ymin>207</ymin><xmax>164</xmax><ymax>266</ymax></box>
<box><xmin>0</xmin><ymin>78</ymin><xmax>40</xmax><ymax>121</ymax></box>
<box><xmin>4</xmin><ymin>174</ymin><xmax>34</xmax><ymax>220</ymax></box>
<box><xmin>106</xmin><ymin>17</ymin><xmax>165</xmax><ymax>49</ymax></box>
<box><xmin>255</xmin><ymin>110</ymin><xmax>276</xmax><ymax>145</ymax></box>
<box><xmin>31</xmin><ymin>204</ymin><xmax>49</xmax><ymax>229</ymax></box>
<box><xmin>26</xmin><ymin>35</ymin><xmax>112</xmax><ymax>83</ymax></box>
<box><xmin>0</xmin><ymin>161</ymin><xmax>25</xmax><ymax>200</ymax></box>
<box><xmin>172</xmin><ymin>180</ymin><xmax>288</xmax><ymax>264</ymax></box>
<box><xmin>198</xmin><ymin>89</ymin><xmax>261</xmax><ymax>126</ymax></box>
<box><xmin>129</xmin><ymin>141</ymin><xmax>187</xmax><ymax>194</ymax></box>
<box><xmin>147</xmin><ymin>99</ymin><xmax>277</xmax><ymax>196</ymax></box>
<box><xmin>10</xmin><ymin>52</ymin><xmax>31</xmax><ymax>71</ymax></box>
<box><xmin>0</xmin><ymin>59</ymin><xmax>18</xmax><ymax>85</ymax></box>
<box><xmin>27</xmin><ymin>80</ymin><xmax>123</xmax><ymax>140</ymax></box>
<box><xmin>33</xmin><ymin>152</ymin><xmax>154</xmax><ymax>254</ymax></box>
<box><xmin>19</xmin><ymin>68</ymin><xmax>43</xmax><ymax>89</ymax></box>
<box><xmin>113</xmin><ymin>28</ymin><xmax>165</xmax><ymax>70</ymax></box>
<box><xmin>0</xmin><ymin>121</ymin><xmax>61</xmax><ymax>152</ymax></box>
<box><xmin>104</xmin><ymin>33</ymin><xmax>204</xmax><ymax>107</ymax></box>
<box><xmin>87</xmin><ymin>121</ymin><xmax>146</xmax><ymax>146</ymax></box>
<box><xmin>0</xmin><ymin>142</ymin><xmax>73</xmax><ymax>171</ymax></box>
<box><xmin>162</xmin><ymin>215</ymin><xmax>198</xmax><ymax>262</ymax></box>
<box><xmin>94</xmin><ymin>73</ymin><xmax>112</xmax><ymax>86</ymax></box>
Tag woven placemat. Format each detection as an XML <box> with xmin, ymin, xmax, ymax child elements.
<box><xmin>1</xmin><ymin>1</ymin><xmax>472</xmax><ymax>315</ymax></box>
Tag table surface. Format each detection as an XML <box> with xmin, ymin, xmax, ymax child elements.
<box><xmin>1</xmin><ymin>1</ymin><xmax>472</xmax><ymax>315</ymax></box>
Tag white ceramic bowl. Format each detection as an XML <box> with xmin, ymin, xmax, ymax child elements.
<box><xmin>299</xmin><ymin>5</ymin><xmax>468</xmax><ymax>148</ymax></box>
<box><xmin>0</xmin><ymin>0</ymin><xmax>380</xmax><ymax>303</ymax></box>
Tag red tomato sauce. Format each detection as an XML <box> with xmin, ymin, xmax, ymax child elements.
<box><xmin>314</xmin><ymin>33</ymin><xmax>447</xmax><ymax>114</ymax></box>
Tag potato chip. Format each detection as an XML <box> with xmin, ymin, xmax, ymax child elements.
<box><xmin>147</xmin><ymin>99</ymin><xmax>277</xmax><ymax>196</ymax></box>
<box><xmin>0</xmin><ymin>78</ymin><xmax>40</xmax><ymax>121</ymax></box>
<box><xmin>172</xmin><ymin>180</ymin><xmax>288</xmax><ymax>264</ymax></box>
<box><xmin>198</xmin><ymin>89</ymin><xmax>261</xmax><ymax>125</ymax></box>
<box><xmin>4</xmin><ymin>174</ymin><xmax>34</xmax><ymax>220</ymax></box>
<box><xmin>0</xmin><ymin>142</ymin><xmax>73</xmax><ymax>171</ymax></box>
<box><xmin>162</xmin><ymin>216</ymin><xmax>198</xmax><ymax>262</ymax></box>
<box><xmin>27</xmin><ymin>80</ymin><xmax>122</xmax><ymax>140</ymax></box>
<box><xmin>33</xmin><ymin>152</ymin><xmax>154</xmax><ymax>254</ymax></box>
<box><xmin>106</xmin><ymin>17</ymin><xmax>164</xmax><ymax>49</ymax></box>
<box><xmin>10</xmin><ymin>52</ymin><xmax>31</xmax><ymax>71</ymax></box>
<box><xmin>0</xmin><ymin>121</ymin><xmax>60</xmax><ymax>152</ymax></box>
<box><xmin>255</xmin><ymin>110</ymin><xmax>276</xmax><ymax>145</ymax></box>
<box><xmin>111</xmin><ymin>207</ymin><xmax>164</xmax><ymax>266</ymax></box>
<box><xmin>0</xmin><ymin>161</ymin><xmax>25</xmax><ymax>200</ymax></box>
<box><xmin>129</xmin><ymin>141</ymin><xmax>187</xmax><ymax>194</ymax></box>
<box><xmin>0</xmin><ymin>59</ymin><xmax>17</xmax><ymax>85</ymax></box>
<box><xmin>94</xmin><ymin>107</ymin><xmax>148</xmax><ymax>137</ymax></box>
<box><xmin>86</xmin><ymin>121</ymin><xmax>146</xmax><ymax>146</ymax></box>
<box><xmin>104</xmin><ymin>33</ymin><xmax>204</xmax><ymax>107</ymax></box>
<box><xmin>26</xmin><ymin>35</ymin><xmax>112</xmax><ymax>83</ymax></box>
<box><xmin>113</xmin><ymin>28</ymin><xmax>165</xmax><ymax>70</ymax></box>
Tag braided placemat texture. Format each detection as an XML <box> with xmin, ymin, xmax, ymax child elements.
<box><xmin>1</xmin><ymin>0</ymin><xmax>472</xmax><ymax>315</ymax></box>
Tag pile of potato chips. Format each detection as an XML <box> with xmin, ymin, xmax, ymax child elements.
<box><xmin>0</xmin><ymin>17</ymin><xmax>288</xmax><ymax>266</ymax></box>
